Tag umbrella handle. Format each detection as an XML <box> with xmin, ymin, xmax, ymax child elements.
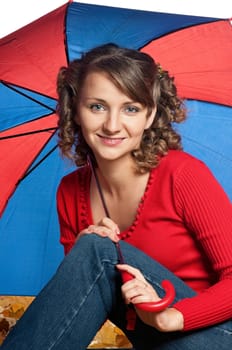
<box><xmin>121</xmin><ymin>270</ymin><xmax>175</xmax><ymax>312</ymax></box>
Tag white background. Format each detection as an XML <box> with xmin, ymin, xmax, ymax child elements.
<box><xmin>0</xmin><ymin>0</ymin><xmax>232</xmax><ymax>38</ymax></box>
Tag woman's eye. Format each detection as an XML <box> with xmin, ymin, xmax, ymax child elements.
<box><xmin>89</xmin><ymin>104</ymin><xmax>105</xmax><ymax>112</ymax></box>
<box><xmin>125</xmin><ymin>106</ymin><xmax>140</xmax><ymax>113</ymax></box>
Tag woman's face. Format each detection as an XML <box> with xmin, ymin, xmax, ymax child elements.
<box><xmin>76</xmin><ymin>71</ymin><xmax>155</xmax><ymax>165</ymax></box>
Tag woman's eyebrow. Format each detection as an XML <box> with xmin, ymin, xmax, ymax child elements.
<box><xmin>84</xmin><ymin>97</ymin><xmax>106</xmax><ymax>102</ymax></box>
<box><xmin>84</xmin><ymin>97</ymin><xmax>142</xmax><ymax>106</ymax></box>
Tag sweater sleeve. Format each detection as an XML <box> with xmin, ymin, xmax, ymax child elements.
<box><xmin>173</xmin><ymin>158</ymin><xmax>232</xmax><ymax>331</ymax></box>
<box><xmin>56</xmin><ymin>176</ymin><xmax>78</xmax><ymax>255</ymax></box>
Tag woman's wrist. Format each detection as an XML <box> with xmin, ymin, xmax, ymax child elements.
<box><xmin>136</xmin><ymin>307</ymin><xmax>184</xmax><ymax>332</ymax></box>
<box><xmin>154</xmin><ymin>307</ymin><xmax>184</xmax><ymax>332</ymax></box>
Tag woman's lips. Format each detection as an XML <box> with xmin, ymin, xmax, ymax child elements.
<box><xmin>98</xmin><ymin>135</ymin><xmax>125</xmax><ymax>146</ymax></box>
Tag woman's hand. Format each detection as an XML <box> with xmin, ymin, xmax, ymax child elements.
<box><xmin>117</xmin><ymin>264</ymin><xmax>161</xmax><ymax>305</ymax></box>
<box><xmin>77</xmin><ymin>217</ymin><xmax>120</xmax><ymax>243</ymax></box>
<box><xmin>117</xmin><ymin>264</ymin><xmax>184</xmax><ymax>332</ymax></box>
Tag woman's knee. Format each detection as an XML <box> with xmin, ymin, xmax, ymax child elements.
<box><xmin>72</xmin><ymin>234</ymin><xmax>118</xmax><ymax>263</ymax></box>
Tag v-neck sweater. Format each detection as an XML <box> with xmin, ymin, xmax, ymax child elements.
<box><xmin>56</xmin><ymin>150</ymin><xmax>232</xmax><ymax>331</ymax></box>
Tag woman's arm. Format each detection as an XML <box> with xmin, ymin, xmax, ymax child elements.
<box><xmin>56</xmin><ymin>179</ymin><xmax>78</xmax><ymax>255</ymax></box>
<box><xmin>117</xmin><ymin>263</ymin><xmax>184</xmax><ymax>332</ymax></box>
<box><xmin>172</xmin><ymin>158</ymin><xmax>232</xmax><ymax>330</ymax></box>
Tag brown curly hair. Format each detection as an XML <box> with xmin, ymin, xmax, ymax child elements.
<box><xmin>56</xmin><ymin>43</ymin><xmax>186</xmax><ymax>173</ymax></box>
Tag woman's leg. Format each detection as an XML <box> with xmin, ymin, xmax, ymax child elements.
<box><xmin>1</xmin><ymin>234</ymin><xmax>124</xmax><ymax>350</ymax></box>
<box><xmin>2</xmin><ymin>235</ymin><xmax>231</xmax><ymax>350</ymax></box>
<box><xmin>109</xmin><ymin>240</ymin><xmax>232</xmax><ymax>350</ymax></box>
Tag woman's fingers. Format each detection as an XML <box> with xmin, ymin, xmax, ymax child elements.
<box><xmin>98</xmin><ymin>217</ymin><xmax>120</xmax><ymax>235</ymax></box>
<box><xmin>122</xmin><ymin>280</ymin><xmax>152</xmax><ymax>304</ymax></box>
<box><xmin>77</xmin><ymin>217</ymin><xmax>120</xmax><ymax>242</ymax></box>
<box><xmin>117</xmin><ymin>264</ymin><xmax>145</xmax><ymax>280</ymax></box>
<box><xmin>117</xmin><ymin>264</ymin><xmax>161</xmax><ymax>305</ymax></box>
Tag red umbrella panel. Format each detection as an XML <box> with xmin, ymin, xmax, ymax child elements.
<box><xmin>0</xmin><ymin>1</ymin><xmax>231</xmax><ymax>295</ymax></box>
<box><xmin>142</xmin><ymin>20</ymin><xmax>232</xmax><ymax>106</ymax></box>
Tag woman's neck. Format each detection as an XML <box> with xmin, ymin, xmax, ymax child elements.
<box><xmin>90</xmin><ymin>158</ymin><xmax>151</xmax><ymax>229</ymax></box>
<box><xmin>94</xmin><ymin>157</ymin><xmax>138</xmax><ymax>197</ymax></box>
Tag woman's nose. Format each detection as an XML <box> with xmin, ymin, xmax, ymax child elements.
<box><xmin>103</xmin><ymin>111</ymin><xmax>121</xmax><ymax>133</ymax></box>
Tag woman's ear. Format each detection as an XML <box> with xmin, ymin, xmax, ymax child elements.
<box><xmin>145</xmin><ymin>106</ymin><xmax>157</xmax><ymax>130</ymax></box>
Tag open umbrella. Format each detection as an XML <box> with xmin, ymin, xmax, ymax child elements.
<box><xmin>0</xmin><ymin>1</ymin><xmax>231</xmax><ymax>296</ymax></box>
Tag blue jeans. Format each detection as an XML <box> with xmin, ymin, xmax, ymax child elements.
<box><xmin>1</xmin><ymin>234</ymin><xmax>232</xmax><ymax>349</ymax></box>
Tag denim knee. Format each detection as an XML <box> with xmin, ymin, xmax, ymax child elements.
<box><xmin>73</xmin><ymin>233</ymin><xmax>119</xmax><ymax>264</ymax></box>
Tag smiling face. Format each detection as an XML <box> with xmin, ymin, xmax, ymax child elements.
<box><xmin>76</xmin><ymin>71</ymin><xmax>156</xmax><ymax>166</ymax></box>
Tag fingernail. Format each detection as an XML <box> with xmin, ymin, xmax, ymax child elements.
<box><xmin>115</xmin><ymin>227</ymin><xmax>120</xmax><ymax>235</ymax></box>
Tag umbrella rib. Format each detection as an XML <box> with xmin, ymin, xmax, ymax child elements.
<box><xmin>0</xmin><ymin>127</ymin><xmax>58</xmax><ymax>140</ymax></box>
<box><xmin>1</xmin><ymin>80</ymin><xmax>57</xmax><ymax>113</ymax></box>
<box><xmin>17</xmin><ymin>144</ymin><xmax>59</xmax><ymax>184</ymax></box>
<box><xmin>138</xmin><ymin>18</ymin><xmax>222</xmax><ymax>51</ymax></box>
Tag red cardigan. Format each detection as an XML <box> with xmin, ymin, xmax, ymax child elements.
<box><xmin>57</xmin><ymin>150</ymin><xmax>232</xmax><ymax>331</ymax></box>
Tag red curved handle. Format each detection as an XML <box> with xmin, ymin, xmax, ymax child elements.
<box><xmin>121</xmin><ymin>271</ymin><xmax>175</xmax><ymax>312</ymax></box>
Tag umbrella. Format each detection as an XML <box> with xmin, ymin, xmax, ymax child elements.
<box><xmin>0</xmin><ymin>1</ymin><xmax>231</xmax><ymax>296</ymax></box>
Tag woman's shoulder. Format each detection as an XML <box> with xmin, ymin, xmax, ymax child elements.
<box><xmin>159</xmin><ymin>149</ymin><xmax>204</xmax><ymax>171</ymax></box>
<box><xmin>156</xmin><ymin>150</ymin><xmax>221</xmax><ymax>193</ymax></box>
<box><xmin>154</xmin><ymin>150</ymin><xmax>216</xmax><ymax>187</ymax></box>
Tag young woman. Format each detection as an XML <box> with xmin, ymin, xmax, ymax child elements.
<box><xmin>2</xmin><ymin>44</ymin><xmax>232</xmax><ymax>349</ymax></box>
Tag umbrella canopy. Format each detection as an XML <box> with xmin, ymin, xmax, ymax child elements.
<box><xmin>0</xmin><ymin>1</ymin><xmax>231</xmax><ymax>296</ymax></box>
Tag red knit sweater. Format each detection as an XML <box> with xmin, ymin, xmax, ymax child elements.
<box><xmin>56</xmin><ymin>150</ymin><xmax>232</xmax><ymax>331</ymax></box>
